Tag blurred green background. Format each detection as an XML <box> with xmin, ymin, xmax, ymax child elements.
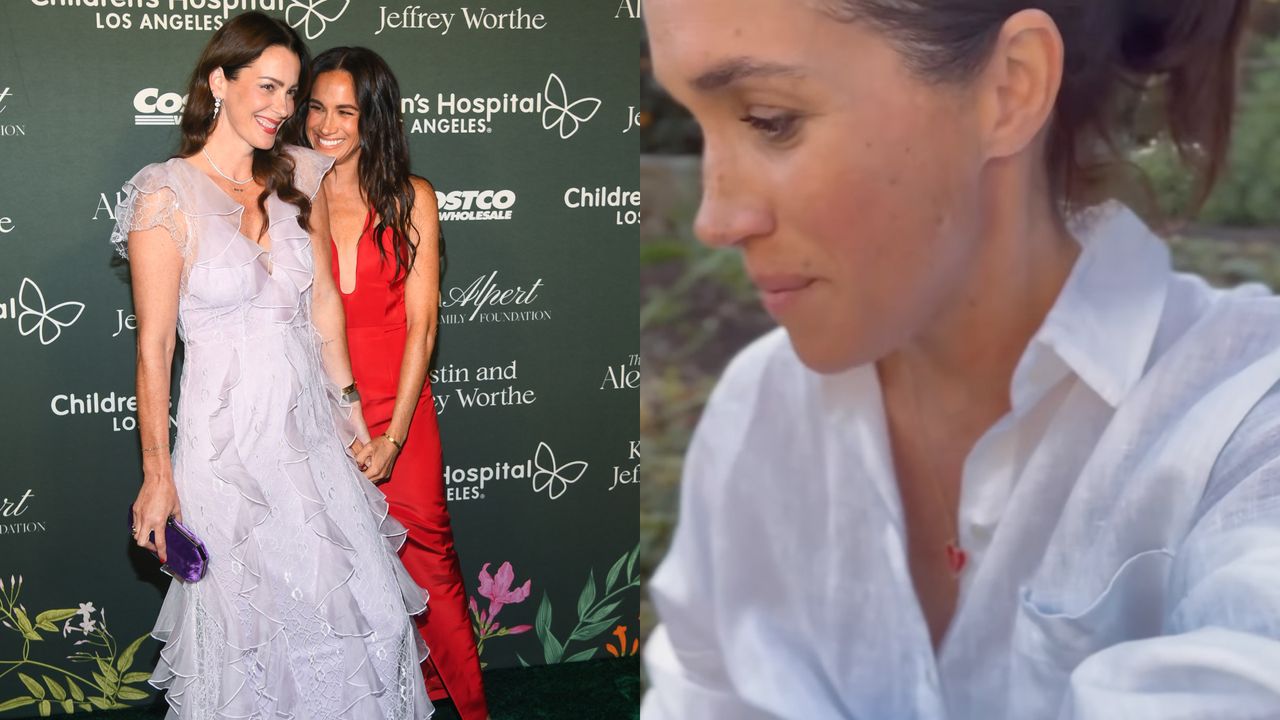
<box><xmin>639</xmin><ymin>3</ymin><xmax>1280</xmax><ymax>651</ymax></box>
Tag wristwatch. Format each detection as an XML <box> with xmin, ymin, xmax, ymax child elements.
<box><xmin>340</xmin><ymin>381</ymin><xmax>361</xmax><ymax>404</ymax></box>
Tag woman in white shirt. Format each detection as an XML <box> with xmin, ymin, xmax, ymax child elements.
<box><xmin>643</xmin><ymin>1</ymin><xmax>1279</xmax><ymax>718</ymax></box>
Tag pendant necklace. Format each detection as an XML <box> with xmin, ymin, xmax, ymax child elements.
<box><xmin>202</xmin><ymin>148</ymin><xmax>251</xmax><ymax>192</ymax></box>
<box><xmin>904</xmin><ymin>370</ymin><xmax>968</xmax><ymax>577</ymax></box>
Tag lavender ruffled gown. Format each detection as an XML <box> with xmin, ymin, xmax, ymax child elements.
<box><xmin>111</xmin><ymin>145</ymin><xmax>434</xmax><ymax>719</ymax></box>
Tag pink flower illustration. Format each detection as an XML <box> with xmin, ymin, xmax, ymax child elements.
<box><xmin>470</xmin><ymin>562</ymin><xmax>534</xmax><ymax>662</ymax></box>
<box><xmin>477</xmin><ymin>561</ymin><xmax>531</xmax><ymax>620</ymax></box>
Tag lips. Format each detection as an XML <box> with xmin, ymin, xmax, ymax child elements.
<box><xmin>751</xmin><ymin>273</ymin><xmax>816</xmax><ymax>317</ymax></box>
<box><xmin>255</xmin><ymin>115</ymin><xmax>281</xmax><ymax>135</ymax></box>
<box><xmin>314</xmin><ymin>136</ymin><xmax>344</xmax><ymax>149</ymax></box>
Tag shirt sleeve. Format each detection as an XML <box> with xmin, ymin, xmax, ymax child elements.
<box><xmin>1058</xmin><ymin>390</ymin><xmax>1280</xmax><ymax>719</ymax></box>
<box><xmin>283</xmin><ymin>144</ymin><xmax>335</xmax><ymax>202</ymax></box>
<box><xmin>642</xmin><ymin>344</ymin><xmax>786</xmax><ymax>720</ymax></box>
<box><xmin>110</xmin><ymin>163</ymin><xmax>185</xmax><ymax>261</ymax></box>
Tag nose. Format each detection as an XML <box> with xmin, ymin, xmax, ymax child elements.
<box><xmin>692</xmin><ymin>142</ymin><xmax>774</xmax><ymax>248</ymax></box>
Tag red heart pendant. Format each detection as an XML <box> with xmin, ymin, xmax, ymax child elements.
<box><xmin>945</xmin><ymin>541</ymin><xmax>967</xmax><ymax>576</ymax></box>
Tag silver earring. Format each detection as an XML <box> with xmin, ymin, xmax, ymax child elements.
<box><xmin>212</xmin><ymin>97</ymin><xmax>222</xmax><ymax>121</ymax></box>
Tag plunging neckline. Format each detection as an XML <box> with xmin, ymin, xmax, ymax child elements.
<box><xmin>177</xmin><ymin>156</ymin><xmax>276</xmax><ymax>275</ymax></box>
<box><xmin>333</xmin><ymin>207</ymin><xmax>374</xmax><ymax>296</ymax></box>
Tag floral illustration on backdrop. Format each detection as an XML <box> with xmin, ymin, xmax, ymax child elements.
<box><xmin>0</xmin><ymin>575</ymin><xmax>155</xmax><ymax>715</ymax></box>
<box><xmin>468</xmin><ymin>543</ymin><xmax>642</xmax><ymax>668</ymax></box>
<box><xmin>469</xmin><ymin>562</ymin><xmax>534</xmax><ymax>667</ymax></box>
<box><xmin>527</xmin><ymin>543</ymin><xmax>641</xmax><ymax>666</ymax></box>
<box><xmin>604</xmin><ymin>625</ymin><xmax>639</xmax><ymax>657</ymax></box>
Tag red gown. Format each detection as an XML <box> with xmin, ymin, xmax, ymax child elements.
<box><xmin>332</xmin><ymin>211</ymin><xmax>488</xmax><ymax>720</ymax></box>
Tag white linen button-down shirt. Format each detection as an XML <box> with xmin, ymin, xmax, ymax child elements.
<box><xmin>643</xmin><ymin>203</ymin><xmax>1280</xmax><ymax>719</ymax></box>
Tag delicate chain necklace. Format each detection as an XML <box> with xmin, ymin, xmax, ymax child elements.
<box><xmin>901</xmin><ymin>369</ymin><xmax>968</xmax><ymax>577</ymax></box>
<box><xmin>202</xmin><ymin>148</ymin><xmax>252</xmax><ymax>186</ymax></box>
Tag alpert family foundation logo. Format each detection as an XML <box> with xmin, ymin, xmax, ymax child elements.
<box><xmin>0</xmin><ymin>87</ymin><xmax>25</xmax><ymax>138</ymax></box>
<box><xmin>0</xmin><ymin>278</ymin><xmax>85</xmax><ymax>346</ymax></box>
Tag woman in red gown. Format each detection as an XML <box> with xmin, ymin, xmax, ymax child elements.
<box><xmin>290</xmin><ymin>47</ymin><xmax>489</xmax><ymax>720</ymax></box>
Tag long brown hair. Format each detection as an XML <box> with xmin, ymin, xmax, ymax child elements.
<box><xmin>285</xmin><ymin>47</ymin><xmax>421</xmax><ymax>284</ymax></box>
<box><xmin>821</xmin><ymin>0</ymin><xmax>1250</xmax><ymax>215</ymax></box>
<box><xmin>177</xmin><ymin>11</ymin><xmax>314</xmax><ymax>235</ymax></box>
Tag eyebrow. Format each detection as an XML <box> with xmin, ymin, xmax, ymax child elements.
<box><xmin>258</xmin><ymin>75</ymin><xmax>297</xmax><ymax>89</ymax></box>
<box><xmin>691</xmin><ymin>57</ymin><xmax>805</xmax><ymax>92</ymax></box>
<box><xmin>308</xmin><ymin>99</ymin><xmax>359</xmax><ymax>112</ymax></box>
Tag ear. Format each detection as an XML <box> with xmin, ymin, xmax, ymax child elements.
<box><xmin>208</xmin><ymin>67</ymin><xmax>226</xmax><ymax>100</ymax></box>
<box><xmin>977</xmin><ymin>9</ymin><xmax>1064</xmax><ymax>160</ymax></box>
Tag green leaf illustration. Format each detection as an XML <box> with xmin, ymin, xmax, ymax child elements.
<box><xmin>77</xmin><ymin>702</ymin><xmax>92</xmax><ymax>712</ymax></box>
<box><xmin>95</xmin><ymin>658</ymin><xmax>119</xmax><ymax>685</ymax></box>
<box><xmin>516</xmin><ymin>654</ymin><xmax>530</xmax><ymax>668</ymax></box>
<box><xmin>13</xmin><ymin>608</ymin><xmax>42</xmax><ymax>641</ymax></box>
<box><xmin>0</xmin><ymin>697</ymin><xmax>36</xmax><ymax>712</ymax></box>
<box><xmin>33</xmin><ymin>608</ymin><xmax>79</xmax><ymax>633</ymax></box>
<box><xmin>569</xmin><ymin>616</ymin><xmax>621</xmax><ymax>643</ymax></box>
<box><xmin>19</xmin><ymin>673</ymin><xmax>46</xmax><ymax>699</ymax></box>
<box><xmin>37</xmin><ymin>699</ymin><xmax>50</xmax><ymax>717</ymax></box>
<box><xmin>534</xmin><ymin>593</ymin><xmax>552</xmax><ymax>641</ymax></box>
<box><xmin>60</xmin><ymin>699</ymin><xmax>73</xmax><ymax>714</ymax></box>
<box><xmin>626</xmin><ymin>543</ymin><xmax>639</xmax><ymax>579</ymax></box>
<box><xmin>534</xmin><ymin>593</ymin><xmax>563</xmax><ymax>664</ymax></box>
<box><xmin>604</xmin><ymin>552</ymin><xmax>628</xmax><ymax>592</ymax></box>
<box><xmin>91</xmin><ymin>673</ymin><xmax>109</xmax><ymax>691</ymax></box>
<box><xmin>89</xmin><ymin>696</ymin><xmax>110</xmax><ymax>710</ymax></box>
<box><xmin>67</xmin><ymin>679</ymin><xmax>85</xmax><ymax>701</ymax></box>
<box><xmin>116</xmin><ymin>633</ymin><xmax>148</xmax><ymax>672</ymax></box>
<box><xmin>564</xmin><ymin>647</ymin><xmax>599</xmax><ymax>663</ymax></box>
<box><xmin>585</xmin><ymin>600</ymin><xmax>622</xmax><ymax>625</ymax></box>
<box><xmin>117</xmin><ymin>686</ymin><xmax>149</xmax><ymax>701</ymax></box>
<box><xmin>576</xmin><ymin>570</ymin><xmax>597</xmax><ymax>619</ymax></box>
<box><xmin>41</xmin><ymin>675</ymin><xmax>66</xmax><ymax>701</ymax></box>
<box><xmin>122</xmin><ymin>672</ymin><xmax>151</xmax><ymax>684</ymax></box>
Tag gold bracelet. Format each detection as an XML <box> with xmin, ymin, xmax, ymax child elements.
<box><xmin>383</xmin><ymin>432</ymin><xmax>403</xmax><ymax>451</ymax></box>
<box><xmin>141</xmin><ymin>444</ymin><xmax>168</xmax><ymax>455</ymax></box>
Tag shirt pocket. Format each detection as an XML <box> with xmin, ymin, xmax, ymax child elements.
<box><xmin>1007</xmin><ymin>548</ymin><xmax>1173</xmax><ymax>717</ymax></box>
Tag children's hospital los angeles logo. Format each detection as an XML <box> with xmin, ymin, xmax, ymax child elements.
<box><xmin>0</xmin><ymin>278</ymin><xmax>85</xmax><ymax>346</ymax></box>
<box><xmin>403</xmin><ymin>73</ymin><xmax>601</xmax><ymax>139</ymax></box>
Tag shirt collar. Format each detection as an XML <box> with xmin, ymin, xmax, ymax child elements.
<box><xmin>1012</xmin><ymin>201</ymin><xmax>1172</xmax><ymax>411</ymax></box>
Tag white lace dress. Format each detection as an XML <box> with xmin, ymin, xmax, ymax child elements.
<box><xmin>111</xmin><ymin>145</ymin><xmax>434</xmax><ymax>720</ymax></box>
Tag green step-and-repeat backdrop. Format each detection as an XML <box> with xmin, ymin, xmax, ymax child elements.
<box><xmin>0</xmin><ymin>1</ymin><xmax>640</xmax><ymax>715</ymax></box>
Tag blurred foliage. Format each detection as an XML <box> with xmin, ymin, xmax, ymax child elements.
<box><xmin>1135</xmin><ymin>35</ymin><xmax>1280</xmax><ymax>225</ymax></box>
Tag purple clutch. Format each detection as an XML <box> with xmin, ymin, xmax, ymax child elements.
<box><xmin>127</xmin><ymin>510</ymin><xmax>209</xmax><ymax>582</ymax></box>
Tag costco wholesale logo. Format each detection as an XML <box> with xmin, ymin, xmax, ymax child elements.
<box><xmin>0</xmin><ymin>278</ymin><xmax>85</xmax><ymax>345</ymax></box>
<box><xmin>436</xmin><ymin>189</ymin><xmax>516</xmax><ymax>222</ymax></box>
<box><xmin>134</xmin><ymin>88</ymin><xmax>187</xmax><ymax>126</ymax></box>
<box><xmin>402</xmin><ymin>73</ymin><xmax>601</xmax><ymax>139</ymax></box>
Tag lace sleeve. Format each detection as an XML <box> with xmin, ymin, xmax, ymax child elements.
<box><xmin>283</xmin><ymin>144</ymin><xmax>336</xmax><ymax>202</ymax></box>
<box><xmin>109</xmin><ymin>164</ymin><xmax>189</xmax><ymax>261</ymax></box>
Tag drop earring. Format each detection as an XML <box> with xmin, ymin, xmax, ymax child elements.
<box><xmin>212</xmin><ymin>96</ymin><xmax>222</xmax><ymax>122</ymax></box>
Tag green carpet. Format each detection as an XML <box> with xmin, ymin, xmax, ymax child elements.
<box><xmin>65</xmin><ymin>657</ymin><xmax>639</xmax><ymax>720</ymax></box>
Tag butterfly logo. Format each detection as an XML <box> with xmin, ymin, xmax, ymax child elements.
<box><xmin>541</xmin><ymin>73</ymin><xmax>601</xmax><ymax>140</ymax></box>
<box><xmin>286</xmin><ymin>0</ymin><xmax>350</xmax><ymax>41</ymax></box>
<box><xmin>17</xmin><ymin>278</ymin><xmax>84</xmax><ymax>346</ymax></box>
<box><xmin>531</xmin><ymin>442</ymin><xmax>588</xmax><ymax>500</ymax></box>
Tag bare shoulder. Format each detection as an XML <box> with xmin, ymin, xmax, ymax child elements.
<box><xmin>409</xmin><ymin>175</ymin><xmax>437</xmax><ymax>205</ymax></box>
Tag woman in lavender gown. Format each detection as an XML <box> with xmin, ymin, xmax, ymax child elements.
<box><xmin>116</xmin><ymin>12</ymin><xmax>433</xmax><ymax>719</ymax></box>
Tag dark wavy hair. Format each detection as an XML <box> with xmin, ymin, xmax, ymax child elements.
<box><xmin>821</xmin><ymin>0</ymin><xmax>1250</xmax><ymax>215</ymax></box>
<box><xmin>177</xmin><ymin>11</ymin><xmax>313</xmax><ymax>236</ymax></box>
<box><xmin>286</xmin><ymin>46</ymin><xmax>420</xmax><ymax>283</ymax></box>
